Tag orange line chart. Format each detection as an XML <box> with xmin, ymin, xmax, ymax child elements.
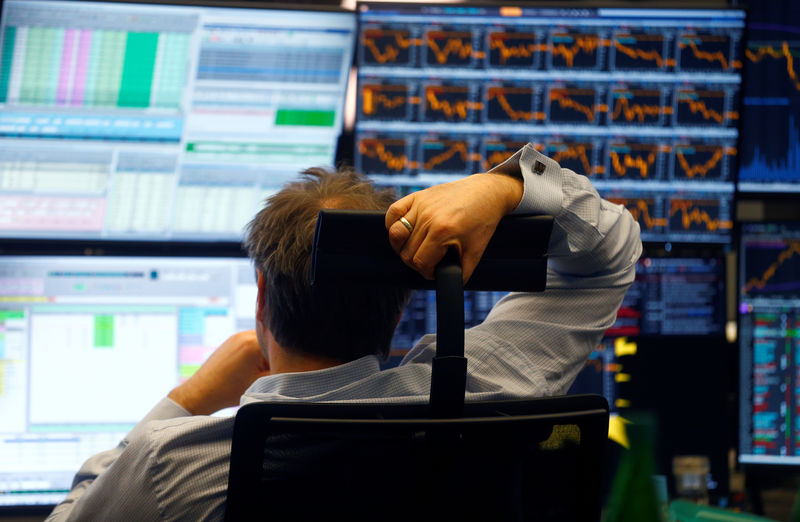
<box><xmin>610</xmin><ymin>93</ymin><xmax>673</xmax><ymax>123</ymax></box>
<box><xmin>549</xmin><ymin>89</ymin><xmax>597</xmax><ymax>122</ymax></box>
<box><xmin>426</xmin><ymin>31</ymin><xmax>485</xmax><ymax>64</ymax></box>
<box><xmin>669</xmin><ymin>199</ymin><xmax>731</xmax><ymax>232</ymax></box>
<box><xmin>677</xmin><ymin>90</ymin><xmax>725</xmax><ymax>124</ymax></box>
<box><xmin>486</xmin><ymin>87</ymin><xmax>538</xmax><ymax>122</ymax></box>
<box><xmin>613</xmin><ymin>34</ymin><xmax>675</xmax><ymax>68</ymax></box>
<box><xmin>549</xmin><ymin>143</ymin><xmax>603</xmax><ymax>176</ymax></box>
<box><xmin>678</xmin><ymin>36</ymin><xmax>735</xmax><ymax>70</ymax></box>
<box><xmin>674</xmin><ymin>147</ymin><xmax>726</xmax><ymax>179</ymax></box>
<box><xmin>425</xmin><ymin>87</ymin><xmax>483</xmax><ymax>120</ymax></box>
<box><xmin>361</xmin><ymin>30</ymin><xmax>421</xmax><ymax>64</ymax></box>
<box><xmin>550</xmin><ymin>34</ymin><xmax>605</xmax><ymax>68</ymax></box>
<box><xmin>609</xmin><ymin>148</ymin><xmax>658</xmax><ymax>178</ymax></box>
<box><xmin>358</xmin><ymin>139</ymin><xmax>416</xmax><ymax>172</ymax></box>
<box><xmin>743</xmin><ymin>241</ymin><xmax>800</xmax><ymax>294</ymax></box>
<box><xmin>610</xmin><ymin>198</ymin><xmax>667</xmax><ymax>230</ymax></box>
<box><xmin>422</xmin><ymin>141</ymin><xmax>481</xmax><ymax>171</ymax></box>
<box><xmin>488</xmin><ymin>33</ymin><xmax>545</xmax><ymax>65</ymax></box>
<box><xmin>745</xmin><ymin>41</ymin><xmax>800</xmax><ymax>92</ymax></box>
<box><xmin>361</xmin><ymin>85</ymin><xmax>414</xmax><ymax>116</ymax></box>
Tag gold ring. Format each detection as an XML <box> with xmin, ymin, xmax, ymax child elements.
<box><xmin>399</xmin><ymin>216</ymin><xmax>413</xmax><ymax>233</ymax></box>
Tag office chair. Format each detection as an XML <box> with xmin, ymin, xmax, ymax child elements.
<box><xmin>224</xmin><ymin>211</ymin><xmax>609</xmax><ymax>522</ymax></box>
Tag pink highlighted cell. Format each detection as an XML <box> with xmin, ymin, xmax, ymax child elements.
<box><xmin>56</xmin><ymin>29</ymin><xmax>76</xmax><ymax>105</ymax></box>
<box><xmin>70</xmin><ymin>30</ymin><xmax>92</xmax><ymax>106</ymax></box>
<box><xmin>0</xmin><ymin>196</ymin><xmax>105</xmax><ymax>231</ymax></box>
<box><xmin>180</xmin><ymin>345</ymin><xmax>212</xmax><ymax>365</ymax></box>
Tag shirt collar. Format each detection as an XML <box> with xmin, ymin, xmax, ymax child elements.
<box><xmin>241</xmin><ymin>355</ymin><xmax>382</xmax><ymax>404</ymax></box>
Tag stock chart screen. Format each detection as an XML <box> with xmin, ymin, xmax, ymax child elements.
<box><xmin>355</xmin><ymin>4</ymin><xmax>745</xmax><ymax>244</ymax></box>
<box><xmin>739</xmin><ymin>223</ymin><xmax>800</xmax><ymax>465</ymax></box>
<box><xmin>738</xmin><ymin>1</ymin><xmax>800</xmax><ymax>193</ymax></box>
<box><xmin>0</xmin><ymin>0</ymin><xmax>355</xmax><ymax>241</ymax></box>
<box><xmin>607</xmin><ymin>254</ymin><xmax>726</xmax><ymax>338</ymax></box>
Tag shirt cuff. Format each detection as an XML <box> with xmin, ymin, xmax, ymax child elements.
<box><xmin>489</xmin><ymin>143</ymin><xmax>563</xmax><ymax>217</ymax></box>
<box><xmin>123</xmin><ymin>397</ymin><xmax>191</xmax><ymax>445</ymax></box>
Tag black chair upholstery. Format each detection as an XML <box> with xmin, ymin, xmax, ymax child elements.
<box><xmin>224</xmin><ymin>210</ymin><xmax>609</xmax><ymax>521</ymax></box>
<box><xmin>225</xmin><ymin>396</ymin><xmax>608</xmax><ymax>522</ymax></box>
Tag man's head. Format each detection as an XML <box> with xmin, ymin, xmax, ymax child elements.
<box><xmin>245</xmin><ymin>166</ymin><xmax>412</xmax><ymax>363</ymax></box>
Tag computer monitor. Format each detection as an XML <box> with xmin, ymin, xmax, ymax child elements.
<box><xmin>737</xmin><ymin>1</ymin><xmax>800</xmax><ymax>193</ymax></box>
<box><xmin>0</xmin><ymin>0</ymin><xmax>356</xmax><ymax>241</ymax></box>
<box><xmin>0</xmin><ymin>255</ymin><xmax>257</xmax><ymax>509</ymax></box>
<box><xmin>354</xmin><ymin>2</ymin><xmax>745</xmax><ymax>244</ymax></box>
<box><xmin>738</xmin><ymin>222</ymin><xmax>800</xmax><ymax>465</ymax></box>
<box><xmin>607</xmin><ymin>248</ymin><xmax>727</xmax><ymax>338</ymax></box>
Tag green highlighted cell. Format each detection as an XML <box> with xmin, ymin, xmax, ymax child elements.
<box><xmin>94</xmin><ymin>315</ymin><xmax>115</xmax><ymax>348</ymax></box>
<box><xmin>180</xmin><ymin>364</ymin><xmax>202</xmax><ymax>379</ymax></box>
<box><xmin>0</xmin><ymin>310</ymin><xmax>25</xmax><ymax>321</ymax></box>
<box><xmin>0</xmin><ymin>26</ymin><xmax>16</xmax><ymax>103</ymax></box>
<box><xmin>275</xmin><ymin>109</ymin><xmax>335</xmax><ymax>127</ymax></box>
<box><xmin>118</xmin><ymin>32</ymin><xmax>158</xmax><ymax>107</ymax></box>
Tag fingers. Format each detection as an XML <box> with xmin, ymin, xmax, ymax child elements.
<box><xmin>386</xmin><ymin>194</ymin><xmax>416</xmax><ymax>253</ymax></box>
<box><xmin>385</xmin><ymin>193</ymin><xmax>414</xmax><ymax>230</ymax></box>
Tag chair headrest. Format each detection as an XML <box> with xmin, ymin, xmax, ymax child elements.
<box><xmin>311</xmin><ymin>210</ymin><xmax>552</xmax><ymax>292</ymax></box>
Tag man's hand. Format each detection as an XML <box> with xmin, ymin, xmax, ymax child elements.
<box><xmin>168</xmin><ymin>330</ymin><xmax>269</xmax><ymax>415</ymax></box>
<box><xmin>385</xmin><ymin>172</ymin><xmax>523</xmax><ymax>282</ymax></box>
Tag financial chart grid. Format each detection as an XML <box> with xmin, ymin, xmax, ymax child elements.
<box><xmin>355</xmin><ymin>4</ymin><xmax>745</xmax><ymax>244</ymax></box>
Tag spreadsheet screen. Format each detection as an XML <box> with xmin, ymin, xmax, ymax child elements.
<box><xmin>0</xmin><ymin>0</ymin><xmax>356</xmax><ymax>241</ymax></box>
<box><xmin>0</xmin><ymin>255</ymin><xmax>256</xmax><ymax>507</ymax></box>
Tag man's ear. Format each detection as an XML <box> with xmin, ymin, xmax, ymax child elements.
<box><xmin>256</xmin><ymin>269</ymin><xmax>266</xmax><ymax>326</ymax></box>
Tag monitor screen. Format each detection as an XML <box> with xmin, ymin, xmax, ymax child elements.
<box><xmin>738</xmin><ymin>1</ymin><xmax>800</xmax><ymax>193</ymax></box>
<box><xmin>0</xmin><ymin>255</ymin><xmax>257</xmax><ymax>507</ymax></box>
<box><xmin>738</xmin><ymin>222</ymin><xmax>800</xmax><ymax>465</ymax></box>
<box><xmin>354</xmin><ymin>3</ymin><xmax>745</xmax><ymax>244</ymax></box>
<box><xmin>0</xmin><ymin>0</ymin><xmax>356</xmax><ymax>241</ymax></box>
<box><xmin>607</xmin><ymin>251</ymin><xmax>727</xmax><ymax>338</ymax></box>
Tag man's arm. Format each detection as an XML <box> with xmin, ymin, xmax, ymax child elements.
<box><xmin>46</xmin><ymin>331</ymin><xmax>267</xmax><ymax>521</ymax></box>
<box><xmin>389</xmin><ymin>143</ymin><xmax>642</xmax><ymax>396</ymax></box>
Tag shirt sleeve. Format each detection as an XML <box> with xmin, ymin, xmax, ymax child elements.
<box><xmin>463</xmin><ymin>143</ymin><xmax>642</xmax><ymax>396</ymax></box>
<box><xmin>45</xmin><ymin>397</ymin><xmax>190</xmax><ymax>521</ymax></box>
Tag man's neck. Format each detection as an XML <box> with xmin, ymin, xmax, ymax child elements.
<box><xmin>268</xmin><ymin>345</ymin><xmax>345</xmax><ymax>375</ymax></box>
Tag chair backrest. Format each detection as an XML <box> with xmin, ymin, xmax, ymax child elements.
<box><xmin>224</xmin><ymin>395</ymin><xmax>609</xmax><ymax>522</ymax></box>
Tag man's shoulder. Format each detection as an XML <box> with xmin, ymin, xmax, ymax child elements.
<box><xmin>144</xmin><ymin>412</ymin><xmax>236</xmax><ymax>449</ymax></box>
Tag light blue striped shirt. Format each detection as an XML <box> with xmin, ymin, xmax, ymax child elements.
<box><xmin>48</xmin><ymin>145</ymin><xmax>642</xmax><ymax>521</ymax></box>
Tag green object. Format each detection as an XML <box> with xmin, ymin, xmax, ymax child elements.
<box><xmin>275</xmin><ymin>109</ymin><xmax>335</xmax><ymax>127</ymax></box>
<box><xmin>0</xmin><ymin>310</ymin><xmax>24</xmax><ymax>321</ymax></box>
<box><xmin>93</xmin><ymin>315</ymin><xmax>114</xmax><ymax>348</ymax></box>
<box><xmin>604</xmin><ymin>412</ymin><xmax>663</xmax><ymax>522</ymax></box>
<box><xmin>180</xmin><ymin>364</ymin><xmax>201</xmax><ymax>378</ymax></box>
<box><xmin>118</xmin><ymin>32</ymin><xmax>158</xmax><ymax>107</ymax></box>
<box><xmin>668</xmin><ymin>500</ymin><xmax>776</xmax><ymax>521</ymax></box>
<box><xmin>0</xmin><ymin>26</ymin><xmax>16</xmax><ymax>103</ymax></box>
